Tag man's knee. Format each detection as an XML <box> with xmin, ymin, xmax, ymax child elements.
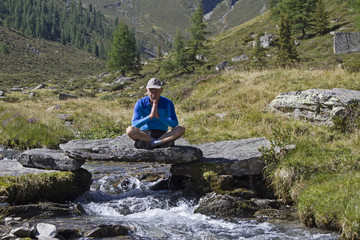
<box><xmin>126</xmin><ymin>126</ymin><xmax>137</xmax><ymax>138</ymax></box>
<box><xmin>175</xmin><ymin>125</ymin><xmax>185</xmax><ymax>136</ymax></box>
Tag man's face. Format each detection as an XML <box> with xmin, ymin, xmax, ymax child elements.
<box><xmin>146</xmin><ymin>88</ymin><xmax>162</xmax><ymax>102</ymax></box>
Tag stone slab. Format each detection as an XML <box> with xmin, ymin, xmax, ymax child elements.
<box><xmin>59</xmin><ymin>135</ymin><xmax>203</xmax><ymax>164</ymax></box>
<box><xmin>18</xmin><ymin>149</ymin><xmax>85</xmax><ymax>171</ymax></box>
<box><xmin>171</xmin><ymin>137</ymin><xmax>271</xmax><ymax>177</ymax></box>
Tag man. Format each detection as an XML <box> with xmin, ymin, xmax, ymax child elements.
<box><xmin>126</xmin><ymin>78</ymin><xmax>185</xmax><ymax>149</ymax></box>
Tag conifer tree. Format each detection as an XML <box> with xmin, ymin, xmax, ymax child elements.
<box><xmin>252</xmin><ymin>34</ymin><xmax>267</xmax><ymax>66</ymax></box>
<box><xmin>313</xmin><ymin>0</ymin><xmax>329</xmax><ymax>35</ymax></box>
<box><xmin>173</xmin><ymin>30</ymin><xmax>190</xmax><ymax>72</ymax></box>
<box><xmin>187</xmin><ymin>3</ymin><xmax>208</xmax><ymax>64</ymax></box>
<box><xmin>272</xmin><ymin>0</ymin><xmax>316</xmax><ymax>38</ymax></box>
<box><xmin>154</xmin><ymin>44</ymin><xmax>163</xmax><ymax>73</ymax></box>
<box><xmin>107</xmin><ymin>21</ymin><xmax>137</xmax><ymax>76</ymax></box>
<box><xmin>277</xmin><ymin>15</ymin><xmax>299</xmax><ymax>66</ymax></box>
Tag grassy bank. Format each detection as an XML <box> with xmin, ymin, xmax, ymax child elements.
<box><xmin>1</xmin><ymin>67</ymin><xmax>360</xmax><ymax>238</ymax></box>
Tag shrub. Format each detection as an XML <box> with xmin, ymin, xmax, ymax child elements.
<box><xmin>331</xmin><ymin>101</ymin><xmax>360</xmax><ymax>133</ymax></box>
<box><xmin>343</xmin><ymin>59</ymin><xmax>360</xmax><ymax>73</ymax></box>
<box><xmin>0</xmin><ymin>43</ymin><xmax>9</xmax><ymax>55</ymax></box>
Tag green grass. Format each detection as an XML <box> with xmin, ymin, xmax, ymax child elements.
<box><xmin>297</xmin><ymin>173</ymin><xmax>360</xmax><ymax>239</ymax></box>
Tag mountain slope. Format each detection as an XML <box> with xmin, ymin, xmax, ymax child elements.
<box><xmin>0</xmin><ymin>26</ymin><xmax>105</xmax><ymax>89</ymax></box>
<box><xmin>81</xmin><ymin>0</ymin><xmax>268</xmax><ymax>53</ymax></box>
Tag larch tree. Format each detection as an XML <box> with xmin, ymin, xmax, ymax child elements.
<box><xmin>107</xmin><ymin>21</ymin><xmax>137</xmax><ymax>76</ymax></box>
<box><xmin>272</xmin><ymin>0</ymin><xmax>317</xmax><ymax>38</ymax></box>
<box><xmin>314</xmin><ymin>0</ymin><xmax>329</xmax><ymax>35</ymax></box>
<box><xmin>187</xmin><ymin>2</ymin><xmax>208</xmax><ymax>65</ymax></box>
<box><xmin>252</xmin><ymin>33</ymin><xmax>267</xmax><ymax>66</ymax></box>
<box><xmin>277</xmin><ymin>15</ymin><xmax>299</xmax><ymax>66</ymax></box>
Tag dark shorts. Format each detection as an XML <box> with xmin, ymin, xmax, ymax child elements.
<box><xmin>142</xmin><ymin>129</ymin><xmax>167</xmax><ymax>139</ymax></box>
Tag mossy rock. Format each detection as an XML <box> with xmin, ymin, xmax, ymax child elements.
<box><xmin>194</xmin><ymin>192</ymin><xmax>258</xmax><ymax>218</ymax></box>
<box><xmin>0</xmin><ymin>169</ymin><xmax>92</xmax><ymax>205</ymax></box>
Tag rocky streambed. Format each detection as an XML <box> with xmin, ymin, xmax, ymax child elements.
<box><xmin>0</xmin><ymin>136</ymin><xmax>340</xmax><ymax>239</ymax></box>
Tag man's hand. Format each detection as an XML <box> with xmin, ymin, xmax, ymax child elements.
<box><xmin>149</xmin><ymin>100</ymin><xmax>160</xmax><ymax>119</ymax></box>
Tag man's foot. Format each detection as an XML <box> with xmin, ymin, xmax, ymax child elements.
<box><xmin>156</xmin><ymin>140</ymin><xmax>175</xmax><ymax>148</ymax></box>
<box><xmin>134</xmin><ymin>140</ymin><xmax>153</xmax><ymax>150</ymax></box>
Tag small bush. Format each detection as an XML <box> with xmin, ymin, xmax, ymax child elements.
<box><xmin>331</xmin><ymin>101</ymin><xmax>360</xmax><ymax>133</ymax></box>
<box><xmin>0</xmin><ymin>43</ymin><xmax>9</xmax><ymax>55</ymax></box>
<box><xmin>111</xmin><ymin>83</ymin><xmax>125</xmax><ymax>91</ymax></box>
<box><xmin>344</xmin><ymin>59</ymin><xmax>360</xmax><ymax>73</ymax></box>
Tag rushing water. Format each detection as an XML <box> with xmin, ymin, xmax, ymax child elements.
<box><xmin>56</xmin><ymin>161</ymin><xmax>340</xmax><ymax>240</ymax></box>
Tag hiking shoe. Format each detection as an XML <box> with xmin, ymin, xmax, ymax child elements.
<box><xmin>157</xmin><ymin>140</ymin><xmax>175</xmax><ymax>148</ymax></box>
<box><xmin>134</xmin><ymin>140</ymin><xmax>153</xmax><ymax>150</ymax></box>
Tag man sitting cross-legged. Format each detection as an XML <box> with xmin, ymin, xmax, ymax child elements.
<box><xmin>126</xmin><ymin>78</ymin><xmax>185</xmax><ymax>149</ymax></box>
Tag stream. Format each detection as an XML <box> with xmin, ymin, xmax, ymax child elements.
<box><xmin>37</xmin><ymin>160</ymin><xmax>340</xmax><ymax>240</ymax></box>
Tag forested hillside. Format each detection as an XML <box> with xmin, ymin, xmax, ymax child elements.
<box><xmin>0</xmin><ymin>0</ymin><xmax>111</xmax><ymax>58</ymax></box>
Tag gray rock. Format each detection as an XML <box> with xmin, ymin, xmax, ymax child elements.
<box><xmin>36</xmin><ymin>223</ymin><xmax>57</xmax><ymax>238</ymax></box>
<box><xmin>231</xmin><ymin>54</ymin><xmax>249</xmax><ymax>62</ymax></box>
<box><xmin>334</xmin><ymin>32</ymin><xmax>360</xmax><ymax>54</ymax></box>
<box><xmin>3</xmin><ymin>203</ymin><xmax>76</xmax><ymax>220</ymax></box>
<box><xmin>196</xmin><ymin>54</ymin><xmax>208</xmax><ymax>62</ymax></box>
<box><xmin>46</xmin><ymin>104</ymin><xmax>61</xmax><ymax>112</ymax></box>
<box><xmin>18</xmin><ymin>149</ymin><xmax>85</xmax><ymax>171</ymax></box>
<box><xmin>56</xmin><ymin>114</ymin><xmax>72</xmax><ymax>121</ymax></box>
<box><xmin>58</xmin><ymin>93</ymin><xmax>77</xmax><ymax>101</ymax></box>
<box><xmin>253</xmin><ymin>34</ymin><xmax>276</xmax><ymax>48</ymax></box>
<box><xmin>269</xmin><ymin>88</ymin><xmax>360</xmax><ymax>124</ymax></box>
<box><xmin>34</xmin><ymin>84</ymin><xmax>47</xmax><ymax>90</ymax></box>
<box><xmin>0</xmin><ymin>90</ymin><xmax>4</xmax><ymax>96</ymax></box>
<box><xmin>10</xmin><ymin>226</ymin><xmax>32</xmax><ymax>238</ymax></box>
<box><xmin>215</xmin><ymin>61</ymin><xmax>229</xmax><ymax>71</ymax></box>
<box><xmin>10</xmin><ymin>87</ymin><xmax>24</xmax><ymax>91</ymax></box>
<box><xmin>59</xmin><ymin>135</ymin><xmax>202</xmax><ymax>164</ymax></box>
<box><xmin>171</xmin><ymin>137</ymin><xmax>270</xmax><ymax>177</ymax></box>
<box><xmin>0</xmin><ymin>159</ymin><xmax>57</xmax><ymax>177</ymax></box>
<box><xmin>194</xmin><ymin>192</ymin><xmax>258</xmax><ymax>217</ymax></box>
<box><xmin>114</xmin><ymin>76</ymin><xmax>135</xmax><ymax>84</ymax></box>
<box><xmin>85</xmin><ymin>224</ymin><xmax>129</xmax><ymax>238</ymax></box>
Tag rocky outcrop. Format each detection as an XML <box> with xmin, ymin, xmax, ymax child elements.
<box><xmin>18</xmin><ymin>149</ymin><xmax>85</xmax><ymax>171</ymax></box>
<box><xmin>171</xmin><ymin>137</ymin><xmax>270</xmax><ymax>178</ymax></box>
<box><xmin>269</xmin><ymin>88</ymin><xmax>360</xmax><ymax>124</ymax></box>
<box><xmin>334</xmin><ymin>32</ymin><xmax>360</xmax><ymax>54</ymax></box>
<box><xmin>0</xmin><ymin>159</ymin><xmax>92</xmax><ymax>204</ymax></box>
<box><xmin>59</xmin><ymin>135</ymin><xmax>203</xmax><ymax>164</ymax></box>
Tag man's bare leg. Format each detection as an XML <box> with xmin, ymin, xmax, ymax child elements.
<box><xmin>126</xmin><ymin>126</ymin><xmax>152</xmax><ymax>141</ymax></box>
<box><xmin>126</xmin><ymin>125</ymin><xmax>185</xmax><ymax>148</ymax></box>
<box><xmin>158</xmin><ymin>125</ymin><xmax>185</xmax><ymax>143</ymax></box>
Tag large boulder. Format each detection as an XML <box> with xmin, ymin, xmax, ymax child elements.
<box><xmin>171</xmin><ymin>137</ymin><xmax>271</xmax><ymax>177</ymax></box>
<box><xmin>334</xmin><ymin>32</ymin><xmax>360</xmax><ymax>54</ymax></box>
<box><xmin>59</xmin><ymin>135</ymin><xmax>203</xmax><ymax>164</ymax></box>
<box><xmin>252</xmin><ymin>34</ymin><xmax>276</xmax><ymax>48</ymax></box>
<box><xmin>269</xmin><ymin>88</ymin><xmax>360</xmax><ymax>124</ymax></box>
<box><xmin>18</xmin><ymin>149</ymin><xmax>85</xmax><ymax>171</ymax></box>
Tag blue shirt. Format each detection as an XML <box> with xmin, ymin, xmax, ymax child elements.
<box><xmin>131</xmin><ymin>96</ymin><xmax>179</xmax><ymax>131</ymax></box>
